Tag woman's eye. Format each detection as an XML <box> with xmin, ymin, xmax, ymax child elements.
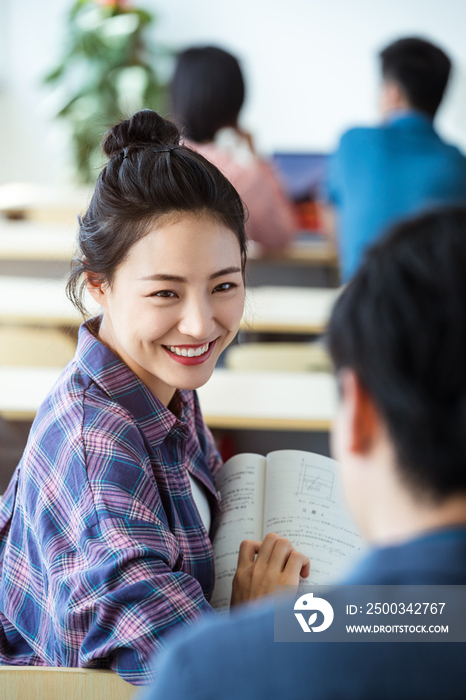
<box><xmin>213</xmin><ymin>282</ymin><xmax>237</xmax><ymax>293</ymax></box>
<box><xmin>150</xmin><ymin>290</ymin><xmax>177</xmax><ymax>298</ymax></box>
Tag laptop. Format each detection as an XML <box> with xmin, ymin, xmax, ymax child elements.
<box><xmin>272</xmin><ymin>153</ymin><xmax>329</xmax><ymax>233</ymax></box>
<box><xmin>272</xmin><ymin>153</ymin><xmax>329</xmax><ymax>203</ymax></box>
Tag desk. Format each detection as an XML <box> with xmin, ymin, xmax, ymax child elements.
<box><xmin>0</xmin><ymin>203</ymin><xmax>336</xmax><ymax>268</ymax></box>
<box><xmin>246</xmin><ymin>236</ymin><xmax>339</xmax><ymax>288</ymax></box>
<box><xmin>241</xmin><ymin>286</ymin><xmax>339</xmax><ymax>334</ymax></box>
<box><xmin>0</xmin><ymin>666</ymin><xmax>134</xmax><ymax>700</ymax></box>
<box><xmin>0</xmin><ymin>182</ymin><xmax>90</xmax><ymax>223</ymax></box>
<box><xmin>0</xmin><ymin>366</ymin><xmax>61</xmax><ymax>420</ymax></box>
<box><xmin>198</xmin><ymin>370</ymin><xmax>336</xmax><ymax>430</ymax></box>
<box><xmin>0</xmin><ymin>221</ymin><xmax>76</xmax><ymax>261</ymax></box>
<box><xmin>0</xmin><ymin>366</ymin><xmax>337</xmax><ymax>430</ymax></box>
<box><xmin>0</xmin><ymin>278</ymin><xmax>339</xmax><ymax>334</ymax></box>
<box><xmin>247</xmin><ymin>236</ymin><xmax>338</xmax><ymax>267</ymax></box>
<box><xmin>0</xmin><ymin>277</ymin><xmax>98</xmax><ymax>326</ymax></box>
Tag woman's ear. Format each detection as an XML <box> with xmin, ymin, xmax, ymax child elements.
<box><xmin>85</xmin><ymin>271</ymin><xmax>109</xmax><ymax>310</ymax></box>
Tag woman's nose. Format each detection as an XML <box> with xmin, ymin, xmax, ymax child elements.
<box><xmin>177</xmin><ymin>296</ymin><xmax>216</xmax><ymax>340</ymax></box>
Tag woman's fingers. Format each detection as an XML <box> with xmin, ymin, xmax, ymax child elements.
<box><xmin>232</xmin><ymin>539</ymin><xmax>262</xmax><ymax>607</ymax></box>
<box><xmin>300</xmin><ymin>558</ymin><xmax>311</xmax><ymax>579</ymax></box>
<box><xmin>284</xmin><ymin>550</ymin><xmax>311</xmax><ymax>581</ymax></box>
<box><xmin>236</xmin><ymin>539</ymin><xmax>262</xmax><ymax>568</ymax></box>
<box><xmin>267</xmin><ymin>536</ymin><xmax>294</xmax><ymax>574</ymax></box>
<box><xmin>232</xmin><ymin>533</ymin><xmax>311</xmax><ymax>606</ymax></box>
<box><xmin>265</xmin><ymin>536</ymin><xmax>310</xmax><ymax>580</ymax></box>
<box><xmin>254</xmin><ymin>532</ymin><xmax>281</xmax><ymax>565</ymax></box>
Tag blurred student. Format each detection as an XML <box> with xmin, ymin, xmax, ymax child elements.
<box><xmin>170</xmin><ymin>46</ymin><xmax>296</xmax><ymax>250</ymax></box>
<box><xmin>325</xmin><ymin>37</ymin><xmax>466</xmax><ymax>281</ymax></box>
<box><xmin>144</xmin><ymin>208</ymin><xmax>466</xmax><ymax>699</ymax></box>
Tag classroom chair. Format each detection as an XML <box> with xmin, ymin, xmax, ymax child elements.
<box><xmin>0</xmin><ymin>327</ymin><xmax>77</xmax><ymax>491</ymax></box>
<box><xmin>226</xmin><ymin>341</ymin><xmax>332</xmax><ymax>373</ymax></box>
<box><xmin>0</xmin><ymin>666</ymin><xmax>136</xmax><ymax>700</ymax></box>
<box><xmin>0</xmin><ymin>326</ymin><xmax>76</xmax><ymax>367</ymax></box>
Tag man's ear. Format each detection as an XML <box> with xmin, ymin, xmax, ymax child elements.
<box><xmin>340</xmin><ymin>369</ymin><xmax>381</xmax><ymax>456</ymax></box>
<box><xmin>85</xmin><ymin>271</ymin><xmax>108</xmax><ymax>309</ymax></box>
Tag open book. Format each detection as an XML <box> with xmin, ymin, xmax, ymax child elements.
<box><xmin>211</xmin><ymin>450</ymin><xmax>364</xmax><ymax>610</ymax></box>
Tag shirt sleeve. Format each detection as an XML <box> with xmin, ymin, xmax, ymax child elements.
<box><xmin>55</xmin><ymin>406</ymin><xmax>215</xmax><ymax>685</ymax></box>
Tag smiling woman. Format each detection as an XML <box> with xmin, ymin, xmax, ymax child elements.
<box><xmin>0</xmin><ymin>110</ymin><xmax>309</xmax><ymax>686</ymax></box>
<box><xmin>86</xmin><ymin>214</ymin><xmax>245</xmax><ymax>406</ymax></box>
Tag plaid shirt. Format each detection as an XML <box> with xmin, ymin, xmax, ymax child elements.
<box><xmin>0</xmin><ymin>321</ymin><xmax>222</xmax><ymax>685</ymax></box>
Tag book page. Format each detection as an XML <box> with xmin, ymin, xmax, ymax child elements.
<box><xmin>210</xmin><ymin>453</ymin><xmax>266</xmax><ymax>610</ymax></box>
<box><xmin>263</xmin><ymin>450</ymin><xmax>364</xmax><ymax>584</ymax></box>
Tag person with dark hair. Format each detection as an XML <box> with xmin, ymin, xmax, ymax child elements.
<box><xmin>0</xmin><ymin>110</ymin><xmax>309</xmax><ymax>686</ymax></box>
<box><xmin>144</xmin><ymin>207</ymin><xmax>466</xmax><ymax>700</ymax></box>
<box><xmin>324</xmin><ymin>36</ymin><xmax>466</xmax><ymax>282</ymax></box>
<box><xmin>170</xmin><ymin>46</ymin><xmax>296</xmax><ymax>250</ymax></box>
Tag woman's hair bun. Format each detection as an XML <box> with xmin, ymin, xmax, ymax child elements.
<box><xmin>102</xmin><ymin>109</ymin><xmax>181</xmax><ymax>159</ymax></box>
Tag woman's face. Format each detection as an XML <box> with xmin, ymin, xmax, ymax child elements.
<box><xmin>89</xmin><ymin>212</ymin><xmax>245</xmax><ymax>406</ymax></box>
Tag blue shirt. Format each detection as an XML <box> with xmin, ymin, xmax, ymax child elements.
<box><xmin>144</xmin><ymin>528</ymin><xmax>466</xmax><ymax>700</ymax></box>
<box><xmin>0</xmin><ymin>320</ymin><xmax>222</xmax><ymax>685</ymax></box>
<box><xmin>326</xmin><ymin>111</ymin><xmax>466</xmax><ymax>281</ymax></box>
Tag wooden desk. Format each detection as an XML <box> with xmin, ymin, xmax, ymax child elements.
<box><xmin>0</xmin><ymin>366</ymin><xmax>61</xmax><ymax>420</ymax></box>
<box><xmin>241</xmin><ymin>286</ymin><xmax>339</xmax><ymax>334</ymax></box>
<box><xmin>0</xmin><ymin>277</ymin><xmax>98</xmax><ymax>326</ymax></box>
<box><xmin>0</xmin><ymin>182</ymin><xmax>90</xmax><ymax>223</ymax></box>
<box><xmin>0</xmin><ymin>221</ymin><xmax>76</xmax><ymax>261</ymax></box>
<box><xmin>247</xmin><ymin>236</ymin><xmax>338</xmax><ymax>268</ymax></box>
<box><xmin>198</xmin><ymin>370</ymin><xmax>337</xmax><ymax>430</ymax></box>
<box><xmin>0</xmin><ymin>202</ymin><xmax>337</xmax><ymax>268</ymax></box>
<box><xmin>0</xmin><ymin>366</ymin><xmax>337</xmax><ymax>430</ymax></box>
<box><xmin>0</xmin><ymin>278</ymin><xmax>339</xmax><ymax>335</ymax></box>
<box><xmin>0</xmin><ymin>666</ymin><xmax>133</xmax><ymax>700</ymax></box>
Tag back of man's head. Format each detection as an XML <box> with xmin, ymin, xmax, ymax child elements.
<box><xmin>380</xmin><ymin>37</ymin><xmax>451</xmax><ymax>117</ymax></box>
<box><xmin>329</xmin><ymin>208</ymin><xmax>466</xmax><ymax>500</ymax></box>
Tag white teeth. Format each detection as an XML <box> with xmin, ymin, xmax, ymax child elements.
<box><xmin>167</xmin><ymin>343</ymin><xmax>210</xmax><ymax>358</ymax></box>
<box><xmin>193</xmin><ymin>344</ymin><xmax>209</xmax><ymax>357</ymax></box>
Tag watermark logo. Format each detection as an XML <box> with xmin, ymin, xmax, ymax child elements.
<box><xmin>276</xmin><ymin>585</ymin><xmax>466</xmax><ymax>642</ymax></box>
<box><xmin>294</xmin><ymin>592</ymin><xmax>334</xmax><ymax>633</ymax></box>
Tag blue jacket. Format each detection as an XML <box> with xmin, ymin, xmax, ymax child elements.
<box><xmin>144</xmin><ymin>528</ymin><xmax>466</xmax><ymax>700</ymax></box>
<box><xmin>325</xmin><ymin>112</ymin><xmax>466</xmax><ymax>281</ymax></box>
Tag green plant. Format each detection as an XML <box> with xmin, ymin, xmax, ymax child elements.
<box><xmin>45</xmin><ymin>0</ymin><xmax>169</xmax><ymax>183</ymax></box>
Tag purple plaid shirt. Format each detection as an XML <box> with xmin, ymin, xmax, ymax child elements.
<box><xmin>0</xmin><ymin>321</ymin><xmax>222</xmax><ymax>685</ymax></box>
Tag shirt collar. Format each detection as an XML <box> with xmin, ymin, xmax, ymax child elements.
<box><xmin>75</xmin><ymin>319</ymin><xmax>190</xmax><ymax>446</ymax></box>
<box><xmin>384</xmin><ymin>108</ymin><xmax>435</xmax><ymax>129</ymax></box>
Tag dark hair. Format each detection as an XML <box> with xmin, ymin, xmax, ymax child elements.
<box><xmin>328</xmin><ymin>208</ymin><xmax>466</xmax><ymax>500</ymax></box>
<box><xmin>67</xmin><ymin>109</ymin><xmax>247</xmax><ymax>314</ymax></box>
<box><xmin>380</xmin><ymin>37</ymin><xmax>451</xmax><ymax>117</ymax></box>
<box><xmin>170</xmin><ymin>46</ymin><xmax>245</xmax><ymax>143</ymax></box>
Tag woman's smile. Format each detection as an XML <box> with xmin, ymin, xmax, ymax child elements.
<box><xmin>162</xmin><ymin>339</ymin><xmax>217</xmax><ymax>365</ymax></box>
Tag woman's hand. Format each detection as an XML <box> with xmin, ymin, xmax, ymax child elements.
<box><xmin>230</xmin><ymin>532</ymin><xmax>310</xmax><ymax>607</ymax></box>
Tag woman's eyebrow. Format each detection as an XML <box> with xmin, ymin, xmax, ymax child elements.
<box><xmin>209</xmin><ymin>266</ymin><xmax>242</xmax><ymax>280</ymax></box>
<box><xmin>138</xmin><ymin>273</ymin><xmax>186</xmax><ymax>282</ymax></box>
<box><xmin>138</xmin><ymin>267</ymin><xmax>241</xmax><ymax>282</ymax></box>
